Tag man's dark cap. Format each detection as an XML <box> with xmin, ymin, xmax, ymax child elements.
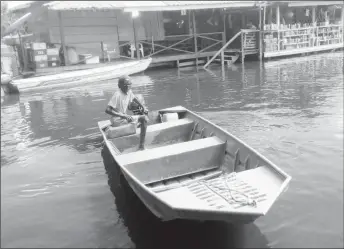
<box><xmin>118</xmin><ymin>75</ymin><xmax>132</xmax><ymax>87</ymax></box>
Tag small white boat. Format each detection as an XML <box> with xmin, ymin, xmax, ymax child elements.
<box><xmin>9</xmin><ymin>58</ymin><xmax>152</xmax><ymax>94</ymax></box>
<box><xmin>98</xmin><ymin>106</ymin><xmax>291</xmax><ymax>224</ymax></box>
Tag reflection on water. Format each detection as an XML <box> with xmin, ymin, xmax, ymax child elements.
<box><xmin>1</xmin><ymin>51</ymin><xmax>343</xmax><ymax>248</ymax></box>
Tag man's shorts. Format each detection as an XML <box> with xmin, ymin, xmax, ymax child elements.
<box><xmin>110</xmin><ymin>115</ymin><xmax>149</xmax><ymax>128</ymax></box>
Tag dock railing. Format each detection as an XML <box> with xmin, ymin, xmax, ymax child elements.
<box><xmin>118</xmin><ymin>32</ymin><xmax>224</xmax><ymax>59</ymax></box>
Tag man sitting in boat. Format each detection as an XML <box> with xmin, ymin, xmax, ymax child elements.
<box><xmin>105</xmin><ymin>75</ymin><xmax>149</xmax><ymax>150</ymax></box>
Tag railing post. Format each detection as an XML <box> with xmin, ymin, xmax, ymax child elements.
<box><xmin>222</xmin><ymin>32</ymin><xmax>226</xmax><ymax>47</ymax></box>
<box><xmin>221</xmin><ymin>50</ymin><xmax>224</xmax><ymax>67</ymax></box>
<box><xmin>152</xmin><ymin>36</ymin><xmax>154</xmax><ymax>53</ymax></box>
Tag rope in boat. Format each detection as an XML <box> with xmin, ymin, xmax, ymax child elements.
<box><xmin>198</xmin><ymin>172</ymin><xmax>257</xmax><ymax>208</ymax></box>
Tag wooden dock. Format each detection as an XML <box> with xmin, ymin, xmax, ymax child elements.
<box><xmin>264</xmin><ymin>43</ymin><xmax>343</xmax><ymax>59</ymax></box>
<box><xmin>151</xmin><ymin>51</ymin><xmax>218</xmax><ymax>64</ymax></box>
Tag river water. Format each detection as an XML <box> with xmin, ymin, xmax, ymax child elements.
<box><xmin>1</xmin><ymin>52</ymin><xmax>343</xmax><ymax>248</ymax></box>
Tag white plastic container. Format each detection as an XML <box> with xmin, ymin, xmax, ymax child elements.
<box><xmin>85</xmin><ymin>56</ymin><xmax>100</xmax><ymax>64</ymax></box>
<box><xmin>161</xmin><ymin>113</ymin><xmax>179</xmax><ymax>122</ymax></box>
<box><xmin>31</xmin><ymin>42</ymin><xmax>47</xmax><ymax>50</ymax></box>
<box><xmin>34</xmin><ymin>55</ymin><xmax>48</xmax><ymax>62</ymax></box>
<box><xmin>47</xmin><ymin>48</ymin><xmax>59</xmax><ymax>56</ymax></box>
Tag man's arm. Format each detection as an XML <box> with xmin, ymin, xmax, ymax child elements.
<box><xmin>105</xmin><ymin>105</ymin><xmax>133</xmax><ymax>122</ymax></box>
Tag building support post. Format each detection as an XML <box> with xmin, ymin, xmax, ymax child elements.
<box><xmin>223</xmin><ymin>11</ymin><xmax>226</xmax><ymax>46</ymax></box>
<box><xmin>276</xmin><ymin>5</ymin><xmax>280</xmax><ymax>51</ymax></box>
<box><xmin>262</xmin><ymin>6</ymin><xmax>267</xmax><ymax>61</ymax></box>
<box><xmin>188</xmin><ymin>10</ymin><xmax>192</xmax><ymax>35</ymax></box>
<box><xmin>312</xmin><ymin>6</ymin><xmax>317</xmax><ymax>46</ymax></box>
<box><xmin>263</xmin><ymin>5</ymin><xmax>266</xmax><ymax>27</ymax></box>
<box><xmin>192</xmin><ymin>10</ymin><xmax>198</xmax><ymax>66</ymax></box>
<box><xmin>132</xmin><ymin>17</ymin><xmax>140</xmax><ymax>60</ymax></box>
<box><xmin>58</xmin><ymin>11</ymin><xmax>68</xmax><ymax>66</ymax></box>
<box><xmin>312</xmin><ymin>6</ymin><xmax>316</xmax><ymax>25</ymax></box>
<box><xmin>259</xmin><ymin>6</ymin><xmax>263</xmax><ymax>61</ymax></box>
<box><xmin>341</xmin><ymin>6</ymin><xmax>344</xmax><ymax>43</ymax></box>
<box><xmin>268</xmin><ymin>6</ymin><xmax>273</xmax><ymax>24</ymax></box>
<box><xmin>276</xmin><ymin>5</ymin><xmax>280</xmax><ymax>28</ymax></box>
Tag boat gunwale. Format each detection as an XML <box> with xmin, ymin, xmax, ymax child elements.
<box><xmin>98</xmin><ymin>106</ymin><xmax>292</xmax><ymax>218</ymax></box>
<box><xmin>14</xmin><ymin>58</ymin><xmax>152</xmax><ymax>93</ymax></box>
<box><xmin>12</xmin><ymin>57</ymin><xmax>152</xmax><ymax>85</ymax></box>
<box><xmin>186</xmin><ymin>108</ymin><xmax>292</xmax><ymax>214</ymax></box>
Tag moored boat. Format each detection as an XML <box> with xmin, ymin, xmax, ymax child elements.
<box><xmin>98</xmin><ymin>106</ymin><xmax>291</xmax><ymax>224</ymax></box>
<box><xmin>6</xmin><ymin>58</ymin><xmax>152</xmax><ymax>94</ymax></box>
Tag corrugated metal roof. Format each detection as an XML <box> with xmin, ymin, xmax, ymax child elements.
<box><xmin>7</xmin><ymin>1</ymin><xmax>36</xmax><ymax>11</ymax></box>
<box><xmin>287</xmin><ymin>1</ymin><xmax>343</xmax><ymax>7</ymax></box>
<box><xmin>8</xmin><ymin>1</ymin><xmax>51</xmax><ymax>13</ymax></box>
<box><xmin>44</xmin><ymin>1</ymin><xmax>260</xmax><ymax>11</ymax></box>
<box><xmin>272</xmin><ymin>1</ymin><xmax>343</xmax><ymax>6</ymax></box>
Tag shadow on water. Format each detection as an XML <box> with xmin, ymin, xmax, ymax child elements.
<box><xmin>101</xmin><ymin>146</ymin><xmax>270</xmax><ymax>249</ymax></box>
<box><xmin>1</xmin><ymin>94</ymin><xmax>20</xmax><ymax>106</ymax></box>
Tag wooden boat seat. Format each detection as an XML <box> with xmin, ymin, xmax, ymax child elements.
<box><xmin>117</xmin><ymin>136</ymin><xmax>226</xmax><ymax>184</ymax></box>
<box><xmin>112</xmin><ymin>118</ymin><xmax>195</xmax><ymax>153</ymax></box>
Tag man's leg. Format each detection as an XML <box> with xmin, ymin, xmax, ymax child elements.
<box><xmin>137</xmin><ymin>115</ymin><xmax>148</xmax><ymax>150</ymax></box>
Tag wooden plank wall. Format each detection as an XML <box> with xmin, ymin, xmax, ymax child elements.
<box><xmin>47</xmin><ymin>10</ymin><xmax>165</xmax><ymax>59</ymax></box>
<box><xmin>48</xmin><ymin>10</ymin><xmax>120</xmax><ymax>59</ymax></box>
<box><xmin>141</xmin><ymin>12</ymin><xmax>165</xmax><ymax>41</ymax></box>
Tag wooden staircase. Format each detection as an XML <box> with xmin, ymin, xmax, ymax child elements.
<box><xmin>213</xmin><ymin>49</ymin><xmax>240</xmax><ymax>66</ymax></box>
<box><xmin>240</xmin><ymin>30</ymin><xmax>259</xmax><ymax>62</ymax></box>
<box><xmin>204</xmin><ymin>30</ymin><xmax>260</xmax><ymax>69</ymax></box>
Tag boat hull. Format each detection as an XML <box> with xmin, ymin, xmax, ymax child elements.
<box><xmin>8</xmin><ymin>58</ymin><xmax>152</xmax><ymax>94</ymax></box>
<box><xmin>99</xmin><ymin>106</ymin><xmax>291</xmax><ymax>223</ymax></box>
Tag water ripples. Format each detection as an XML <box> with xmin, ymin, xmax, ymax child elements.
<box><xmin>1</xmin><ymin>51</ymin><xmax>343</xmax><ymax>248</ymax></box>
